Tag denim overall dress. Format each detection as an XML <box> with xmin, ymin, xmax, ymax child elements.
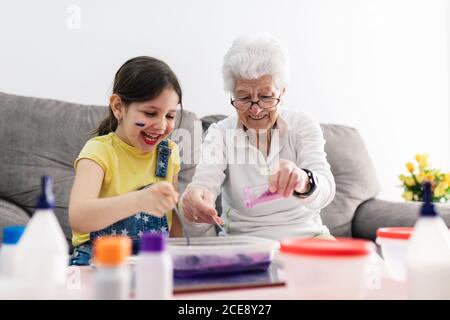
<box><xmin>70</xmin><ymin>140</ymin><xmax>172</xmax><ymax>266</ymax></box>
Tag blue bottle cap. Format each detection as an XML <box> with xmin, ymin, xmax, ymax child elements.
<box><xmin>3</xmin><ymin>226</ymin><xmax>25</xmax><ymax>245</ymax></box>
<box><xmin>139</xmin><ymin>233</ymin><xmax>166</xmax><ymax>252</ymax></box>
<box><xmin>421</xmin><ymin>182</ymin><xmax>437</xmax><ymax>217</ymax></box>
<box><xmin>36</xmin><ymin>176</ymin><xmax>55</xmax><ymax>209</ymax></box>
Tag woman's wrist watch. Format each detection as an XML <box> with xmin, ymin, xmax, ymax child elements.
<box><xmin>293</xmin><ymin>168</ymin><xmax>317</xmax><ymax>198</ymax></box>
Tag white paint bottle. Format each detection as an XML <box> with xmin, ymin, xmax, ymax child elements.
<box><xmin>135</xmin><ymin>233</ymin><xmax>173</xmax><ymax>300</ymax></box>
<box><xmin>93</xmin><ymin>236</ymin><xmax>132</xmax><ymax>300</ymax></box>
<box><xmin>406</xmin><ymin>182</ymin><xmax>450</xmax><ymax>299</ymax></box>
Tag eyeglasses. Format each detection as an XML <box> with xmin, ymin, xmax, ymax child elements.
<box><xmin>230</xmin><ymin>95</ymin><xmax>281</xmax><ymax>111</ymax></box>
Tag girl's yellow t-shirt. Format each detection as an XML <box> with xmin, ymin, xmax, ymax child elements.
<box><xmin>72</xmin><ymin>132</ymin><xmax>181</xmax><ymax>247</ymax></box>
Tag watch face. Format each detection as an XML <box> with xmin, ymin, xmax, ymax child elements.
<box><xmin>308</xmin><ymin>171</ymin><xmax>317</xmax><ymax>191</ymax></box>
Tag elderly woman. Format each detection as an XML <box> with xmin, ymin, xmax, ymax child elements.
<box><xmin>181</xmin><ymin>34</ymin><xmax>336</xmax><ymax>240</ymax></box>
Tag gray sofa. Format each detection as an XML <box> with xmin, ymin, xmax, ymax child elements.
<box><xmin>1</xmin><ymin>92</ymin><xmax>449</xmax><ymax>247</ymax></box>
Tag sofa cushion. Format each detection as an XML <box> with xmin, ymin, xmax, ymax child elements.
<box><xmin>0</xmin><ymin>92</ymin><xmax>199</xmax><ymax>241</ymax></box>
<box><xmin>0</xmin><ymin>199</ymin><xmax>30</xmax><ymax>244</ymax></box>
<box><xmin>0</xmin><ymin>92</ymin><xmax>108</xmax><ymax>240</ymax></box>
<box><xmin>320</xmin><ymin>124</ymin><xmax>380</xmax><ymax>236</ymax></box>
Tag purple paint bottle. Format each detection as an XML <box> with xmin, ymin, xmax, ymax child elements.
<box><xmin>244</xmin><ymin>184</ymin><xmax>283</xmax><ymax>208</ymax></box>
<box><xmin>135</xmin><ymin>233</ymin><xmax>173</xmax><ymax>299</ymax></box>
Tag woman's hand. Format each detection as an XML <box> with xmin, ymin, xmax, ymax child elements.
<box><xmin>180</xmin><ymin>187</ymin><xmax>223</xmax><ymax>224</ymax></box>
<box><xmin>268</xmin><ymin>159</ymin><xmax>310</xmax><ymax>197</ymax></box>
<box><xmin>138</xmin><ymin>181</ymin><xmax>179</xmax><ymax>217</ymax></box>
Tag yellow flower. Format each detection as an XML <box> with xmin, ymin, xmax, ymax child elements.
<box><xmin>405</xmin><ymin>177</ymin><xmax>416</xmax><ymax>187</ymax></box>
<box><xmin>445</xmin><ymin>173</ymin><xmax>450</xmax><ymax>185</ymax></box>
<box><xmin>402</xmin><ymin>191</ymin><xmax>413</xmax><ymax>201</ymax></box>
<box><xmin>400</xmin><ymin>154</ymin><xmax>449</xmax><ymax>203</ymax></box>
<box><xmin>406</xmin><ymin>162</ymin><xmax>414</xmax><ymax>173</ymax></box>
<box><xmin>420</xmin><ymin>157</ymin><xmax>429</xmax><ymax>168</ymax></box>
<box><xmin>417</xmin><ymin>172</ymin><xmax>426</xmax><ymax>184</ymax></box>
<box><xmin>415</xmin><ymin>154</ymin><xmax>422</xmax><ymax>163</ymax></box>
<box><xmin>425</xmin><ymin>173</ymin><xmax>435</xmax><ymax>183</ymax></box>
<box><xmin>434</xmin><ymin>182</ymin><xmax>448</xmax><ymax>197</ymax></box>
<box><xmin>415</xmin><ymin>153</ymin><xmax>429</xmax><ymax>169</ymax></box>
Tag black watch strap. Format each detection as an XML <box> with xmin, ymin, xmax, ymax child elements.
<box><xmin>293</xmin><ymin>168</ymin><xmax>317</xmax><ymax>198</ymax></box>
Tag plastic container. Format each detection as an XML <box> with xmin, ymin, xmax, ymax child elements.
<box><xmin>14</xmin><ymin>176</ymin><xmax>69</xmax><ymax>289</ymax></box>
<box><xmin>135</xmin><ymin>233</ymin><xmax>173</xmax><ymax>300</ymax></box>
<box><xmin>279</xmin><ymin>237</ymin><xmax>375</xmax><ymax>299</ymax></box>
<box><xmin>167</xmin><ymin>236</ymin><xmax>279</xmax><ymax>278</ymax></box>
<box><xmin>0</xmin><ymin>226</ymin><xmax>25</xmax><ymax>277</ymax></box>
<box><xmin>406</xmin><ymin>182</ymin><xmax>450</xmax><ymax>299</ymax></box>
<box><xmin>376</xmin><ymin>227</ymin><xmax>414</xmax><ymax>282</ymax></box>
<box><xmin>93</xmin><ymin>236</ymin><xmax>132</xmax><ymax>300</ymax></box>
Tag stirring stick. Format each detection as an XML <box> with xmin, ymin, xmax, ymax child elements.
<box><xmin>173</xmin><ymin>205</ymin><xmax>190</xmax><ymax>246</ymax></box>
<box><xmin>213</xmin><ymin>216</ymin><xmax>229</xmax><ymax>236</ymax></box>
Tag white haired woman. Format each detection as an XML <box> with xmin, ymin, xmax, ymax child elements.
<box><xmin>181</xmin><ymin>34</ymin><xmax>336</xmax><ymax>240</ymax></box>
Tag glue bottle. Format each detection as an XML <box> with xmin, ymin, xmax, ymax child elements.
<box><xmin>93</xmin><ymin>236</ymin><xmax>132</xmax><ymax>300</ymax></box>
<box><xmin>14</xmin><ymin>176</ymin><xmax>69</xmax><ymax>293</ymax></box>
<box><xmin>406</xmin><ymin>182</ymin><xmax>450</xmax><ymax>299</ymax></box>
<box><xmin>135</xmin><ymin>233</ymin><xmax>173</xmax><ymax>300</ymax></box>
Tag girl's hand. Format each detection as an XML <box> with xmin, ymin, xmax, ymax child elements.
<box><xmin>139</xmin><ymin>181</ymin><xmax>179</xmax><ymax>217</ymax></box>
<box><xmin>180</xmin><ymin>187</ymin><xmax>223</xmax><ymax>225</ymax></box>
<box><xmin>268</xmin><ymin>159</ymin><xmax>310</xmax><ymax>197</ymax></box>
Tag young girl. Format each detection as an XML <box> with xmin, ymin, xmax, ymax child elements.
<box><xmin>69</xmin><ymin>56</ymin><xmax>183</xmax><ymax>265</ymax></box>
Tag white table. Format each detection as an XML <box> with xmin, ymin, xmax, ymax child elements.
<box><xmin>63</xmin><ymin>253</ymin><xmax>407</xmax><ymax>300</ymax></box>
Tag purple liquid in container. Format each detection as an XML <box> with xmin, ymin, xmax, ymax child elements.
<box><xmin>173</xmin><ymin>252</ymin><xmax>272</xmax><ymax>278</ymax></box>
<box><xmin>169</xmin><ymin>236</ymin><xmax>277</xmax><ymax>278</ymax></box>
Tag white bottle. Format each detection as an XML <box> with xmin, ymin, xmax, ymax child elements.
<box><xmin>406</xmin><ymin>182</ymin><xmax>450</xmax><ymax>299</ymax></box>
<box><xmin>135</xmin><ymin>233</ymin><xmax>173</xmax><ymax>300</ymax></box>
<box><xmin>94</xmin><ymin>236</ymin><xmax>132</xmax><ymax>300</ymax></box>
<box><xmin>14</xmin><ymin>176</ymin><xmax>69</xmax><ymax>292</ymax></box>
<box><xmin>0</xmin><ymin>226</ymin><xmax>25</xmax><ymax>277</ymax></box>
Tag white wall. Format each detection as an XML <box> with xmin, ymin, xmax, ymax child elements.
<box><xmin>1</xmin><ymin>0</ymin><xmax>449</xmax><ymax>201</ymax></box>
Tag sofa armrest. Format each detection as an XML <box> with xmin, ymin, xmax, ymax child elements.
<box><xmin>352</xmin><ymin>198</ymin><xmax>450</xmax><ymax>240</ymax></box>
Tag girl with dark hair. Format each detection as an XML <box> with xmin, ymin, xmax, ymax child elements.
<box><xmin>69</xmin><ymin>56</ymin><xmax>183</xmax><ymax>265</ymax></box>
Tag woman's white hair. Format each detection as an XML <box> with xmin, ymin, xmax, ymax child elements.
<box><xmin>222</xmin><ymin>33</ymin><xmax>290</xmax><ymax>93</ymax></box>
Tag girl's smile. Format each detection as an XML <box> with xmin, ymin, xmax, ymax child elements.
<box><xmin>140</xmin><ymin>130</ymin><xmax>163</xmax><ymax>146</ymax></box>
<box><xmin>134</xmin><ymin>122</ymin><xmax>165</xmax><ymax>146</ymax></box>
